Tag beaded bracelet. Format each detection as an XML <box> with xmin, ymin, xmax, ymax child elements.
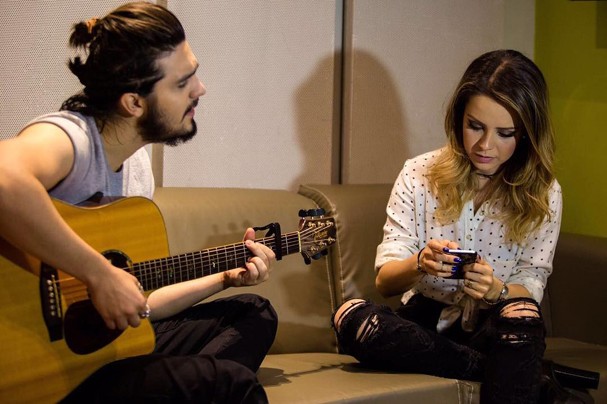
<box><xmin>416</xmin><ymin>248</ymin><xmax>426</xmax><ymax>273</ymax></box>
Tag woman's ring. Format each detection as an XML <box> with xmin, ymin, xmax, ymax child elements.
<box><xmin>465</xmin><ymin>279</ymin><xmax>472</xmax><ymax>288</ymax></box>
<box><xmin>440</xmin><ymin>261</ymin><xmax>444</xmax><ymax>270</ymax></box>
<box><xmin>139</xmin><ymin>304</ymin><xmax>151</xmax><ymax>319</ymax></box>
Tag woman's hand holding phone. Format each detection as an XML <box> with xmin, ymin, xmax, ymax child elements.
<box><xmin>445</xmin><ymin>249</ymin><xmax>477</xmax><ymax>279</ymax></box>
<box><xmin>445</xmin><ymin>250</ymin><xmax>498</xmax><ymax>300</ymax></box>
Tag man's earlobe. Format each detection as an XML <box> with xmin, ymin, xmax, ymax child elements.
<box><xmin>118</xmin><ymin>93</ymin><xmax>145</xmax><ymax>117</ymax></box>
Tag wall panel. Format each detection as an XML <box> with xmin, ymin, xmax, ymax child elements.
<box><xmin>162</xmin><ymin>0</ymin><xmax>341</xmax><ymax>190</ymax></box>
<box><xmin>536</xmin><ymin>0</ymin><xmax>607</xmax><ymax>237</ymax></box>
<box><xmin>341</xmin><ymin>0</ymin><xmax>535</xmax><ymax>184</ymax></box>
<box><xmin>0</xmin><ymin>1</ymin><xmax>535</xmax><ymax>192</ymax></box>
<box><xmin>0</xmin><ymin>0</ymin><xmax>128</xmax><ymax>141</ymax></box>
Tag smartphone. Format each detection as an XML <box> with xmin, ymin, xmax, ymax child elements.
<box><xmin>446</xmin><ymin>249</ymin><xmax>477</xmax><ymax>279</ymax></box>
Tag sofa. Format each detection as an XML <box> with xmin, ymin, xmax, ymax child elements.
<box><xmin>1</xmin><ymin>183</ymin><xmax>603</xmax><ymax>404</ymax></box>
<box><xmin>152</xmin><ymin>184</ymin><xmax>607</xmax><ymax>403</ymax></box>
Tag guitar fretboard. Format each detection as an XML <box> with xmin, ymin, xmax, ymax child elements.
<box><xmin>134</xmin><ymin>232</ymin><xmax>301</xmax><ymax>291</ymax></box>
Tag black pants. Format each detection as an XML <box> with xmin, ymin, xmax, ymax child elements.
<box><xmin>63</xmin><ymin>294</ymin><xmax>278</xmax><ymax>404</ymax></box>
<box><xmin>334</xmin><ymin>295</ymin><xmax>546</xmax><ymax>404</ymax></box>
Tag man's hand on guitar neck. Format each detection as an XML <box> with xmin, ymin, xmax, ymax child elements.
<box><xmin>86</xmin><ymin>259</ymin><xmax>148</xmax><ymax>330</ymax></box>
<box><xmin>223</xmin><ymin>227</ymin><xmax>276</xmax><ymax>288</ymax></box>
<box><xmin>146</xmin><ymin>228</ymin><xmax>276</xmax><ymax>321</ymax></box>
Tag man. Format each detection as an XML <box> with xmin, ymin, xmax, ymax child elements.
<box><xmin>0</xmin><ymin>2</ymin><xmax>277</xmax><ymax>402</ymax></box>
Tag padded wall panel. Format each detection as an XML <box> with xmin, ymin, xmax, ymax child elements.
<box><xmin>341</xmin><ymin>0</ymin><xmax>535</xmax><ymax>184</ymax></box>
<box><xmin>162</xmin><ymin>1</ymin><xmax>341</xmax><ymax>191</ymax></box>
<box><xmin>0</xmin><ymin>1</ymin><xmax>129</xmax><ymax>141</ymax></box>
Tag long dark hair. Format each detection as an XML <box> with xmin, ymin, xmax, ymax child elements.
<box><xmin>60</xmin><ymin>2</ymin><xmax>185</xmax><ymax>126</ymax></box>
<box><xmin>427</xmin><ymin>49</ymin><xmax>555</xmax><ymax>243</ymax></box>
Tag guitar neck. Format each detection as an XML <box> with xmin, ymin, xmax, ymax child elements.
<box><xmin>134</xmin><ymin>231</ymin><xmax>301</xmax><ymax>291</ymax></box>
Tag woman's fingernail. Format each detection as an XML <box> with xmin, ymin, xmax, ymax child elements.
<box><xmin>443</xmin><ymin>247</ymin><xmax>449</xmax><ymax>252</ymax></box>
<box><xmin>454</xmin><ymin>257</ymin><xmax>461</xmax><ymax>263</ymax></box>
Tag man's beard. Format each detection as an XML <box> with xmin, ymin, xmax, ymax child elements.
<box><xmin>137</xmin><ymin>100</ymin><xmax>197</xmax><ymax>147</ymax></box>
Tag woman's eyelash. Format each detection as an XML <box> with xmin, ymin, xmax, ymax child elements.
<box><xmin>467</xmin><ymin>120</ymin><xmax>516</xmax><ymax>137</ymax></box>
<box><xmin>467</xmin><ymin>120</ymin><xmax>483</xmax><ymax>130</ymax></box>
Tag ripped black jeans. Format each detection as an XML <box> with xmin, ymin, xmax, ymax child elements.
<box><xmin>333</xmin><ymin>294</ymin><xmax>546</xmax><ymax>404</ymax></box>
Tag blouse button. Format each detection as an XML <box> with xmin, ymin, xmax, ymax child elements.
<box><xmin>466</xmin><ymin>235</ymin><xmax>473</xmax><ymax>241</ymax></box>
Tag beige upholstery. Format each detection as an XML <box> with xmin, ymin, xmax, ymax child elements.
<box><xmin>548</xmin><ymin>233</ymin><xmax>607</xmax><ymax>345</ymax></box>
<box><xmin>153</xmin><ymin>187</ymin><xmax>337</xmax><ymax>355</ymax></box>
<box><xmin>153</xmin><ymin>185</ymin><xmax>606</xmax><ymax>403</ymax></box>
<box><xmin>298</xmin><ymin>184</ymin><xmax>401</xmax><ymax>309</ymax></box>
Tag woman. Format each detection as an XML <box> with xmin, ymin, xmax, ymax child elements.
<box><xmin>332</xmin><ymin>50</ymin><xmax>572</xmax><ymax>403</ymax></box>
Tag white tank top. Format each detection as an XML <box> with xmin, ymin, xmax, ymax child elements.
<box><xmin>24</xmin><ymin>111</ymin><xmax>154</xmax><ymax>205</ymax></box>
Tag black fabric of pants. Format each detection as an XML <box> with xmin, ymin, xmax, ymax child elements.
<box><xmin>334</xmin><ymin>294</ymin><xmax>546</xmax><ymax>404</ymax></box>
<box><xmin>62</xmin><ymin>293</ymin><xmax>278</xmax><ymax>404</ymax></box>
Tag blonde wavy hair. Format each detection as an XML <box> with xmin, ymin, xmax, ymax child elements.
<box><xmin>427</xmin><ymin>50</ymin><xmax>555</xmax><ymax>244</ymax></box>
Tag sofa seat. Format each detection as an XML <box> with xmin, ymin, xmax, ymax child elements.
<box><xmin>260</xmin><ymin>353</ymin><xmax>479</xmax><ymax>403</ymax></box>
<box><xmin>544</xmin><ymin>338</ymin><xmax>607</xmax><ymax>403</ymax></box>
<box><xmin>258</xmin><ymin>337</ymin><xmax>607</xmax><ymax>403</ymax></box>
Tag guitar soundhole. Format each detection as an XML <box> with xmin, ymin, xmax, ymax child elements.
<box><xmin>64</xmin><ymin>250</ymin><xmax>130</xmax><ymax>354</ymax></box>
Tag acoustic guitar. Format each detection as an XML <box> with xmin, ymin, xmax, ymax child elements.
<box><xmin>0</xmin><ymin>197</ymin><xmax>335</xmax><ymax>403</ymax></box>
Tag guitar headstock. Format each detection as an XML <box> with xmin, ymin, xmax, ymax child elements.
<box><xmin>298</xmin><ymin>209</ymin><xmax>336</xmax><ymax>264</ymax></box>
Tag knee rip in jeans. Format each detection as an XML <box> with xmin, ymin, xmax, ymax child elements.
<box><xmin>333</xmin><ymin>299</ymin><xmax>366</xmax><ymax>332</ymax></box>
<box><xmin>498</xmin><ymin>300</ymin><xmax>541</xmax><ymax>344</ymax></box>
<box><xmin>356</xmin><ymin>313</ymin><xmax>380</xmax><ymax>343</ymax></box>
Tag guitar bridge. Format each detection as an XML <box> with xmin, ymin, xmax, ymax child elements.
<box><xmin>40</xmin><ymin>263</ymin><xmax>63</xmax><ymax>341</ymax></box>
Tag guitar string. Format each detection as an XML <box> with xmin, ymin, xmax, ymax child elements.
<box><xmin>52</xmin><ymin>223</ymin><xmax>333</xmax><ymax>289</ymax></box>
<box><xmin>133</xmin><ymin>226</ymin><xmax>330</xmax><ymax>287</ymax></box>
<box><xmin>133</xmin><ymin>238</ymin><xmax>295</xmax><ymax>285</ymax></box>
<box><xmin>131</xmin><ymin>226</ymin><xmax>324</xmax><ymax>272</ymax></box>
<box><xmin>53</xmin><ymin>238</ymin><xmax>298</xmax><ymax>288</ymax></box>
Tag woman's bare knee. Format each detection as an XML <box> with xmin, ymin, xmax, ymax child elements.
<box><xmin>333</xmin><ymin>299</ymin><xmax>365</xmax><ymax>331</ymax></box>
<box><xmin>500</xmin><ymin>300</ymin><xmax>540</xmax><ymax>319</ymax></box>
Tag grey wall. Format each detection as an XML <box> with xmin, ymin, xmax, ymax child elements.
<box><xmin>0</xmin><ymin>0</ymin><xmax>535</xmax><ymax>190</ymax></box>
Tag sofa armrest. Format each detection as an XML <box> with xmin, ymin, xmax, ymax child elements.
<box><xmin>299</xmin><ymin>184</ymin><xmax>401</xmax><ymax>308</ymax></box>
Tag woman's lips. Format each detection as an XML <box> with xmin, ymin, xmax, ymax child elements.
<box><xmin>474</xmin><ymin>154</ymin><xmax>493</xmax><ymax>164</ymax></box>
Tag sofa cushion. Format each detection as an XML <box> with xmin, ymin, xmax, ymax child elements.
<box><xmin>260</xmin><ymin>353</ymin><xmax>479</xmax><ymax>403</ymax></box>
<box><xmin>153</xmin><ymin>187</ymin><xmax>338</xmax><ymax>354</ymax></box>
<box><xmin>258</xmin><ymin>338</ymin><xmax>607</xmax><ymax>403</ymax></box>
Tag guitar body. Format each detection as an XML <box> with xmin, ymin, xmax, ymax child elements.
<box><xmin>0</xmin><ymin>197</ymin><xmax>166</xmax><ymax>403</ymax></box>
<box><xmin>0</xmin><ymin>197</ymin><xmax>336</xmax><ymax>403</ymax></box>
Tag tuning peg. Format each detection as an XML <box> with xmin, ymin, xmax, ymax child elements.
<box><xmin>298</xmin><ymin>208</ymin><xmax>326</xmax><ymax>218</ymax></box>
